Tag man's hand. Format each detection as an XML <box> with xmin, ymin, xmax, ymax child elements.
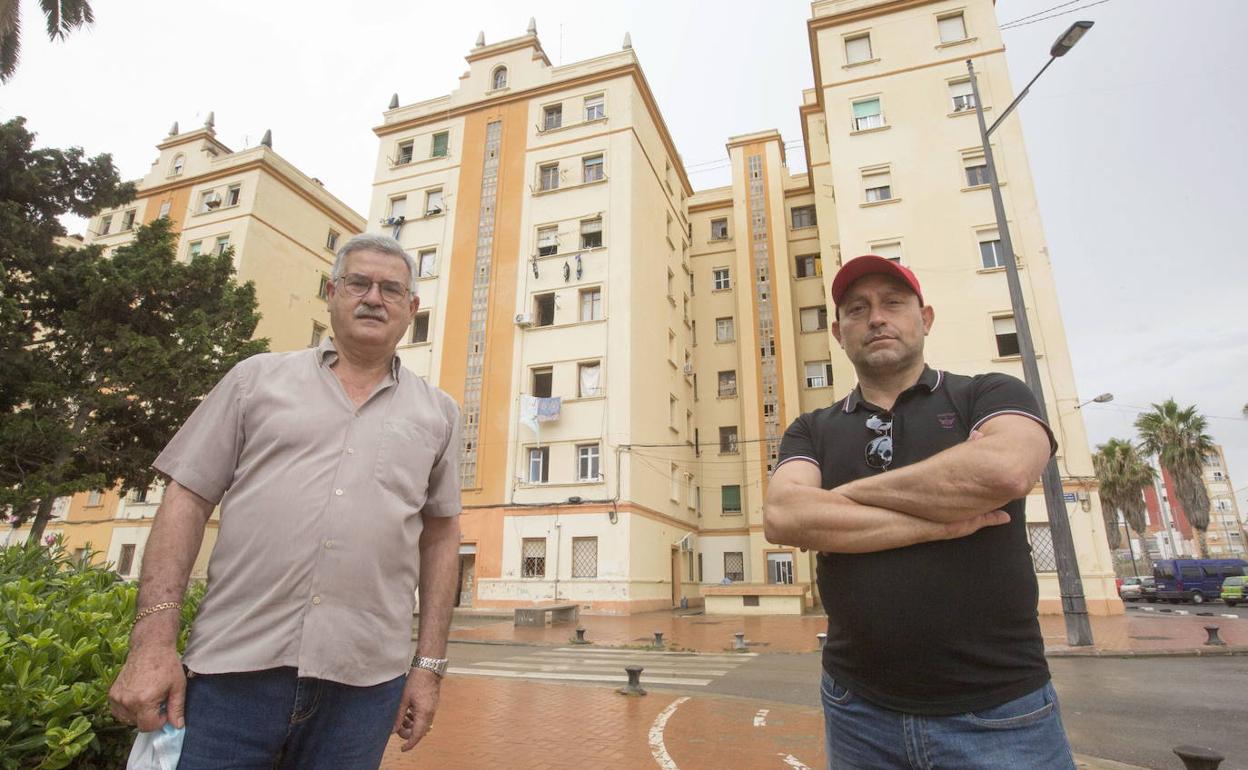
<box><xmin>393</xmin><ymin>668</ymin><xmax>441</xmax><ymax>751</ymax></box>
<box><xmin>108</xmin><ymin>644</ymin><xmax>187</xmax><ymax>731</ymax></box>
<box><xmin>937</xmin><ymin>509</ymin><xmax>1010</xmax><ymax>541</ymax></box>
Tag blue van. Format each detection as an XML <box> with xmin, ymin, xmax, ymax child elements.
<box><xmin>1153</xmin><ymin>559</ymin><xmax>1248</xmax><ymax>604</ymax></box>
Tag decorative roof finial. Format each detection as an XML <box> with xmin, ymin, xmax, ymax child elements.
<box><xmin>168</xmin><ymin>121</ymin><xmax>179</xmax><ymax>136</ymax></box>
<box><xmin>260</xmin><ymin>129</ymin><xmax>272</xmax><ymax>148</ymax></box>
<box><xmin>475</xmin><ymin>31</ymin><xmax>485</xmax><ymax>47</ymax></box>
<box><xmin>203</xmin><ymin>111</ymin><xmax>215</xmax><ymax>129</ymax></box>
<box><xmin>527</xmin><ymin>17</ymin><xmax>536</xmax><ymax>35</ymax></box>
<box><xmin>622</xmin><ymin>32</ymin><xmax>632</xmax><ymax>50</ymax></box>
<box><xmin>389</xmin><ymin>93</ymin><xmax>399</xmax><ymax>110</ymax></box>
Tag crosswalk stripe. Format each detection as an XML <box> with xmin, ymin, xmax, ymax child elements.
<box><xmin>449</xmin><ymin>646</ymin><xmax>754</xmax><ymax>687</ymax></box>
<box><xmin>448</xmin><ymin>668</ymin><xmax>713</xmax><ymax>686</ymax></box>
<box><xmin>530</xmin><ymin>653</ymin><xmax>741</xmax><ymax>669</ymax></box>
<box><xmin>552</xmin><ymin>647</ymin><xmax>758</xmax><ymax>658</ymax></box>
<box><xmin>472</xmin><ymin>661</ymin><xmax>733</xmax><ymax>676</ymax></box>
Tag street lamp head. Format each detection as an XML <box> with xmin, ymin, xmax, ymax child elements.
<box><xmin>1092</xmin><ymin>392</ymin><xmax>1113</xmax><ymax>404</ymax></box>
<box><xmin>1050</xmin><ymin>20</ymin><xmax>1094</xmax><ymax>57</ymax></box>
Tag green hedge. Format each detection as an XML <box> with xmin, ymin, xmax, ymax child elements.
<box><xmin>0</xmin><ymin>536</ymin><xmax>202</xmax><ymax>769</ymax></box>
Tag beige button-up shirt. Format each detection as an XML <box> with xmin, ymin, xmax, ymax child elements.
<box><xmin>154</xmin><ymin>337</ymin><xmax>461</xmax><ymax>686</ymax></box>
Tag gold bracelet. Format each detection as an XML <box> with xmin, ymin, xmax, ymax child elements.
<box><xmin>134</xmin><ymin>602</ymin><xmax>183</xmax><ymax>623</ymax></box>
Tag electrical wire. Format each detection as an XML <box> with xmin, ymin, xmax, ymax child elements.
<box><xmin>1000</xmin><ymin>0</ymin><xmax>1112</xmax><ymax>30</ymax></box>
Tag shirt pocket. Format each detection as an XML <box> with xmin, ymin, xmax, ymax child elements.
<box><xmin>375</xmin><ymin>420</ymin><xmax>441</xmax><ymax>509</ymax></box>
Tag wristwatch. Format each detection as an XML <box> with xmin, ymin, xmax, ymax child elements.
<box><xmin>412</xmin><ymin>655</ymin><xmax>448</xmax><ymax>678</ymax></box>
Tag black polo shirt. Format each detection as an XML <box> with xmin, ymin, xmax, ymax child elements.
<box><xmin>777</xmin><ymin>366</ymin><xmax>1057</xmax><ymax>716</ymax></box>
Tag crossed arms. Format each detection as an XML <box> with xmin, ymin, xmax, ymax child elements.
<box><xmin>762</xmin><ymin>414</ymin><xmax>1052</xmax><ymax>554</ymax></box>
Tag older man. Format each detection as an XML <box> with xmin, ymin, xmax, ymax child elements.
<box><xmin>108</xmin><ymin>234</ymin><xmax>462</xmax><ymax>769</ymax></box>
<box><xmin>765</xmin><ymin>256</ymin><xmax>1074</xmax><ymax>769</ymax></box>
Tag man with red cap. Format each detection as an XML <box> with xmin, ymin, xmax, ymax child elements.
<box><xmin>764</xmin><ymin>255</ymin><xmax>1075</xmax><ymax>768</ymax></box>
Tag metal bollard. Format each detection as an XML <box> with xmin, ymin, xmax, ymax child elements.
<box><xmin>573</xmin><ymin>627</ymin><xmax>589</xmax><ymax>645</ymax></box>
<box><xmin>616</xmin><ymin>665</ymin><xmax>647</xmax><ymax>697</ymax></box>
<box><xmin>653</xmin><ymin>631</ymin><xmax>664</xmax><ymax>647</ymax></box>
<box><xmin>1203</xmin><ymin>625</ymin><xmax>1226</xmax><ymax>647</ymax></box>
<box><xmin>817</xmin><ymin>632</ymin><xmax>827</xmax><ymax>649</ymax></box>
<box><xmin>1173</xmin><ymin>745</ymin><xmax>1224</xmax><ymax>770</ymax></box>
<box><xmin>733</xmin><ymin>632</ymin><xmax>747</xmax><ymax>651</ymax></box>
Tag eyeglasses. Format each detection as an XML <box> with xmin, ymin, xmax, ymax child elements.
<box><xmin>865</xmin><ymin>411</ymin><xmax>893</xmax><ymax>471</ymax></box>
<box><xmin>336</xmin><ymin>273</ymin><xmax>410</xmax><ymax>304</ymax></box>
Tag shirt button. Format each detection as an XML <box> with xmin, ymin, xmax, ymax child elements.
<box><xmin>311</xmin><ymin>596</ymin><xmax>322</xmax><ymax>605</ymax></box>
<box><xmin>346</xmin><ymin>448</ymin><xmax>355</xmax><ymax>455</ymax></box>
<box><xmin>334</xmin><ymin>488</ymin><xmax>344</xmax><ymax>496</ymax></box>
<box><xmin>324</xmin><ymin>540</ymin><xmax>335</xmax><ymax>550</ymax></box>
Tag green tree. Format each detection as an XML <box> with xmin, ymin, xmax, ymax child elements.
<box><xmin>1135</xmin><ymin>399</ymin><xmax>1216</xmax><ymax>558</ymax></box>
<box><xmin>0</xmin><ymin>117</ymin><xmax>268</xmax><ymax>541</ymax></box>
<box><xmin>0</xmin><ymin>0</ymin><xmax>94</xmax><ymax>82</ymax></box>
<box><xmin>1092</xmin><ymin>438</ymin><xmax>1156</xmax><ymax>562</ymax></box>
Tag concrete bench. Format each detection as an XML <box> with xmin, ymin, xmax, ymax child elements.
<box><xmin>514</xmin><ymin>603</ymin><xmax>579</xmax><ymax>627</ymax></box>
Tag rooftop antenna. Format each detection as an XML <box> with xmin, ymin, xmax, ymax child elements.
<box><xmin>260</xmin><ymin>129</ymin><xmax>272</xmax><ymax>148</ymax></box>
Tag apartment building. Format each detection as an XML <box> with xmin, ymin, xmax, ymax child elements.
<box><xmin>1140</xmin><ymin>445</ymin><xmax>1246</xmax><ymax>558</ymax></box>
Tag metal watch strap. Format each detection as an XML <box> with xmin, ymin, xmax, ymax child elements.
<box><xmin>412</xmin><ymin>655</ymin><xmax>448</xmax><ymax>677</ymax></box>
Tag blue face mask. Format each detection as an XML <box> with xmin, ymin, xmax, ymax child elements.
<box><xmin>126</xmin><ymin>722</ymin><xmax>185</xmax><ymax>770</ymax></box>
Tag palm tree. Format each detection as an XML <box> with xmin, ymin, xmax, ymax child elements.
<box><xmin>1</xmin><ymin>0</ymin><xmax>95</xmax><ymax>83</ymax></box>
<box><xmin>1135</xmin><ymin>399</ymin><xmax>1216</xmax><ymax>557</ymax></box>
<box><xmin>1092</xmin><ymin>438</ymin><xmax>1156</xmax><ymax>565</ymax></box>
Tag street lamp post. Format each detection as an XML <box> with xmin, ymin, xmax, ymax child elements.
<box><xmin>966</xmin><ymin>20</ymin><xmax>1095</xmax><ymax>646</ymax></box>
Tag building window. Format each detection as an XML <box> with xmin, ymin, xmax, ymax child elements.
<box><xmin>719</xmin><ymin>426</ymin><xmax>739</xmax><ymax>454</ymax></box>
<box><xmin>537</xmin><ymin>225</ymin><xmax>559</xmax><ymax>256</ymax></box>
<box><xmin>86</xmin><ymin>490</ymin><xmax>103</xmax><ymax>506</ymax></box>
<box><xmin>492</xmin><ymin>66</ymin><xmax>508</xmax><ymax>90</ymax></box>
<box><xmin>584</xmin><ymin>95</ymin><xmax>605</xmax><ymax>121</ymax></box>
<box><xmin>310</xmin><ymin>321</ymin><xmax>326</xmax><ymax>347</ymax></box>
<box><xmin>415</xmin><ymin>248</ymin><xmax>436</xmax><ymax>277</ymax></box>
<box><xmin>768</xmin><ymin>552</ymin><xmax>795</xmax><ymax>584</ymax></box>
<box><xmin>578</xmin><ymin>361</ymin><xmax>601</xmax><ymax>397</ymax></box>
<box><xmin>98</xmin><ymin>214</ymin><xmax>112</xmax><ymax>235</ymax></box>
<box><xmin>410</xmin><ymin>311</ymin><xmax>430</xmax><ymax>344</ymax></box>
<box><xmin>852</xmin><ymin>97</ymin><xmax>883</xmax><ymax>131</ymax></box>
<box><xmin>863</xmin><ymin>169</ymin><xmax>893</xmax><ymax>202</ymax></box>
<box><xmin>158</xmin><ymin>200</ymin><xmax>171</xmax><ymax>218</ymax></box>
<box><xmin>844</xmin><ymin>33</ymin><xmax>873</xmax><ymax>65</ymax></box>
<box><xmin>718</xmin><ymin>370</ymin><xmax>737</xmax><ymax>398</ymax></box>
<box><xmin>121</xmin><ymin>210</ymin><xmax>136</xmax><ymax>231</ymax></box>
<box><xmin>325</xmin><ymin>229</ymin><xmax>340</xmax><ymax>252</ymax></box>
<box><xmin>723</xmin><ymin>551</ymin><xmax>745</xmax><ymax>581</ymax></box>
<box><xmin>531</xmin><ymin>367</ymin><xmax>553</xmax><ymax>398</ymax></box>
<box><xmin>579</xmin><ymin>287</ymin><xmax>602</xmax><ymax>321</ymax></box>
<box><xmin>805</xmin><ymin>360</ymin><xmax>833</xmax><ymax>388</ymax></box>
<box><xmin>795</xmin><ymin>254</ymin><xmax>821</xmax><ymax>278</ymax></box>
<box><xmin>979</xmin><ymin>231</ymin><xmax>1005</xmax><ymax>269</ymax></box>
<box><xmin>543</xmin><ymin>104</ymin><xmax>563</xmax><ymax>131</ymax></box>
<box><xmin>1027</xmin><ymin>524</ymin><xmax>1057</xmax><ymax>572</ymax></box>
<box><xmin>722</xmin><ymin>486</ymin><xmax>742</xmax><ymax>515</ymax></box>
<box><xmin>396</xmin><ymin>139</ymin><xmax>414</xmax><ymax>166</ymax></box>
<box><xmin>117</xmin><ymin>544</ymin><xmax>136</xmax><ymax>576</ymax></box>
<box><xmin>669</xmin><ymin>463</ymin><xmax>681</xmax><ymax>501</ymax></box>
<box><xmin>170</xmin><ymin>155</ymin><xmax>185</xmax><ymax>176</ymax></box>
<box><xmin>993</xmin><ymin>315</ymin><xmax>1020</xmax><ymax>357</ymax></box>
<box><xmin>938</xmin><ymin>12</ymin><xmax>968</xmax><ymax>44</ymax></box>
<box><xmin>188</xmin><ymin>241</ymin><xmax>203</xmax><ymax>259</ymax></box>
<box><xmin>950</xmin><ymin>79</ymin><xmax>976</xmax><ymax>112</ymax></box>
<box><xmin>964</xmin><ymin>155</ymin><xmax>989</xmax><ymax>187</ymax></box>
<box><xmin>712</xmin><ymin>267</ymin><xmax>731</xmax><ymax>290</ymax></box>
<box><xmin>791</xmin><ymin>205</ymin><xmax>816</xmax><ymax>229</ymax></box>
<box><xmin>317</xmin><ymin>273</ymin><xmax>330</xmax><ymax>300</ymax></box>
<box><xmin>225</xmin><ymin>184</ymin><xmax>241</xmax><ymax>207</ymax></box>
<box><xmin>578</xmin><ymin>444</ymin><xmax>601</xmax><ymax>481</ymax></box>
<box><xmin>871</xmin><ymin>241</ymin><xmax>902</xmax><ymax>263</ymax></box>
<box><xmin>572</xmin><ymin>537</ymin><xmax>598</xmax><ymax>577</ymax></box>
<box><xmin>580</xmin><ymin>217</ymin><xmax>603</xmax><ymax>249</ymax></box>
<box><xmin>539</xmin><ymin>163</ymin><xmax>560</xmax><ymax>191</ymax></box>
<box><xmin>534</xmin><ymin>292</ymin><xmax>555</xmax><ymax>326</ymax></box>
<box><xmin>710</xmin><ymin>218</ymin><xmax>728</xmax><ymax>240</ymax></box>
<box><xmin>521</xmin><ymin>537</ymin><xmax>546</xmax><ymax>577</ymax></box>
<box><xmin>715</xmin><ymin>317</ymin><xmax>735</xmax><ymax>342</ymax></box>
<box><xmin>669</xmin><ymin>394</ymin><xmax>678</xmax><ymax>429</ymax></box>
<box><xmin>388</xmin><ymin>196</ymin><xmax>407</xmax><ymax>221</ymax></box>
<box><xmin>430</xmin><ymin>131</ymin><xmax>449</xmax><ymax>158</ymax></box>
<box><xmin>214</xmin><ymin>236</ymin><xmax>230</xmax><ymax>256</ymax></box>
<box><xmin>799</xmin><ymin>306</ymin><xmax>828</xmax><ymax>332</ymax></box>
<box><xmin>527</xmin><ymin>448</ymin><xmax>550</xmax><ymax>484</ymax></box>
<box><xmin>582</xmin><ymin>154</ymin><xmax>604</xmax><ymax>183</ymax></box>
<box><xmin>425</xmin><ymin>188</ymin><xmax>444</xmax><ymax>216</ymax></box>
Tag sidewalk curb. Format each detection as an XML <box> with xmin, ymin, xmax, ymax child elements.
<box><xmin>1073</xmin><ymin>754</ymin><xmax>1151</xmax><ymax>770</ymax></box>
<box><xmin>1047</xmin><ymin>646</ymin><xmax>1248</xmax><ymax>659</ymax></box>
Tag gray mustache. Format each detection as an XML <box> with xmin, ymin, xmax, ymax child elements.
<box><xmin>354</xmin><ymin>306</ymin><xmax>387</xmax><ymax>321</ymax></box>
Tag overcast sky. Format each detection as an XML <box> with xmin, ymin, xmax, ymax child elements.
<box><xmin>4</xmin><ymin>0</ymin><xmax>1246</xmax><ymax>514</ymax></box>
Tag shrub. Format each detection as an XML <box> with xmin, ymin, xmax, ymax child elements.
<box><xmin>0</xmin><ymin>536</ymin><xmax>202</xmax><ymax>769</ymax></box>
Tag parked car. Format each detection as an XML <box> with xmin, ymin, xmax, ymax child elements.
<box><xmin>1220</xmin><ymin>576</ymin><xmax>1245</xmax><ymax>607</ymax></box>
<box><xmin>1153</xmin><ymin>559</ymin><xmax>1248</xmax><ymax>604</ymax></box>
<box><xmin>1118</xmin><ymin>576</ymin><xmax>1156</xmax><ymax>602</ymax></box>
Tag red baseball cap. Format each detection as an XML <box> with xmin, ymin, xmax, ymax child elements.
<box><xmin>830</xmin><ymin>255</ymin><xmax>923</xmax><ymax>307</ymax></box>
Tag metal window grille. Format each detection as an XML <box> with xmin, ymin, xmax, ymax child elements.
<box><xmin>117</xmin><ymin>544</ymin><xmax>136</xmax><ymax>576</ymax></box>
<box><xmin>1027</xmin><ymin>524</ymin><xmax>1057</xmax><ymax>572</ymax></box>
<box><xmin>521</xmin><ymin>538</ymin><xmax>546</xmax><ymax>578</ymax></box>
<box><xmin>724</xmin><ymin>552</ymin><xmax>745</xmax><ymax>582</ymax></box>
<box><xmin>572</xmin><ymin>537</ymin><xmax>598</xmax><ymax>578</ymax></box>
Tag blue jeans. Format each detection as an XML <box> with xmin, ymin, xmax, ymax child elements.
<box><xmin>821</xmin><ymin>670</ymin><xmax>1075</xmax><ymax>770</ymax></box>
<box><xmin>177</xmin><ymin>667</ymin><xmax>406</xmax><ymax>770</ymax></box>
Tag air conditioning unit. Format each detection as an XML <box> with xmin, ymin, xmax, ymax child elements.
<box><xmin>203</xmin><ymin>192</ymin><xmax>222</xmax><ymax>210</ymax></box>
<box><xmin>514</xmin><ymin>313</ymin><xmax>533</xmax><ymax>327</ymax></box>
<box><xmin>381</xmin><ymin>215</ymin><xmax>405</xmax><ymax>226</ymax></box>
<box><xmin>682</xmin><ymin>362</ymin><xmax>695</xmax><ymax>376</ymax></box>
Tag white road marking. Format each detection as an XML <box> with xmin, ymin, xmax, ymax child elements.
<box><xmin>779</xmin><ymin>754</ymin><xmax>811</xmax><ymax>769</ymax></box>
<box><xmin>753</xmin><ymin>709</ymin><xmax>769</xmax><ymax>727</ymax></box>
<box><xmin>649</xmin><ymin>696</ymin><xmax>690</xmax><ymax>770</ymax></box>
<box><xmin>447</xmin><ymin>668</ymin><xmax>711</xmax><ymax>686</ymax></box>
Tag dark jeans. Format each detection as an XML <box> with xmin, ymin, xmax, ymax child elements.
<box><xmin>177</xmin><ymin>667</ymin><xmax>406</xmax><ymax>770</ymax></box>
<box><xmin>821</xmin><ymin>670</ymin><xmax>1076</xmax><ymax>770</ymax></box>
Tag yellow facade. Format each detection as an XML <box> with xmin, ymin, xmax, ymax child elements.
<box><xmin>1200</xmin><ymin>445</ymin><xmax>1246</xmax><ymax>557</ymax></box>
<box><xmin>371</xmin><ymin>2</ymin><xmax>1119</xmax><ymax>615</ymax></box>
